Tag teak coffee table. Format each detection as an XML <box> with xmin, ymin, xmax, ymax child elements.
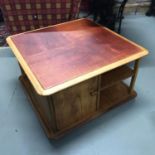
<box><xmin>7</xmin><ymin>19</ymin><xmax>148</xmax><ymax>139</ymax></box>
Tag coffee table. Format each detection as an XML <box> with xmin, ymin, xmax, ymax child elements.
<box><xmin>7</xmin><ymin>18</ymin><xmax>148</xmax><ymax>139</ymax></box>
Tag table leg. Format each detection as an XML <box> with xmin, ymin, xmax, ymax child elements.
<box><xmin>129</xmin><ymin>59</ymin><xmax>140</xmax><ymax>93</ymax></box>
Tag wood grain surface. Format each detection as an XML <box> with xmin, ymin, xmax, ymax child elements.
<box><xmin>7</xmin><ymin>18</ymin><xmax>148</xmax><ymax>95</ymax></box>
<box><xmin>53</xmin><ymin>77</ymin><xmax>98</xmax><ymax>130</ymax></box>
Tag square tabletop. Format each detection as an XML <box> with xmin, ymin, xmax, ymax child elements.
<box><xmin>7</xmin><ymin>19</ymin><xmax>148</xmax><ymax>96</ymax></box>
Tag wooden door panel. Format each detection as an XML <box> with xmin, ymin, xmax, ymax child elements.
<box><xmin>53</xmin><ymin>77</ymin><xmax>98</xmax><ymax>130</ymax></box>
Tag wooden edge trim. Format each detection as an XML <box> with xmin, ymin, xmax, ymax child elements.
<box><xmin>104</xmin><ymin>27</ymin><xmax>148</xmax><ymax>52</ymax></box>
<box><xmin>8</xmin><ymin>18</ymin><xmax>85</xmax><ymax>38</ymax></box>
<box><xmin>6</xmin><ymin>37</ymin><xmax>44</xmax><ymax>95</ymax></box>
<box><xmin>8</xmin><ymin>18</ymin><xmax>147</xmax><ymax>53</ymax></box>
<box><xmin>7</xmin><ymin>19</ymin><xmax>149</xmax><ymax>96</ymax></box>
<box><xmin>86</xmin><ymin>18</ymin><xmax>148</xmax><ymax>52</ymax></box>
<box><xmin>7</xmin><ymin>34</ymin><xmax>148</xmax><ymax>96</ymax></box>
<box><xmin>41</xmin><ymin>50</ymin><xmax>148</xmax><ymax>96</ymax></box>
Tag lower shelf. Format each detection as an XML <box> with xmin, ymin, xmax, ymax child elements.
<box><xmin>100</xmin><ymin>82</ymin><xmax>137</xmax><ymax>111</ymax></box>
<box><xmin>19</xmin><ymin>75</ymin><xmax>137</xmax><ymax>139</ymax></box>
